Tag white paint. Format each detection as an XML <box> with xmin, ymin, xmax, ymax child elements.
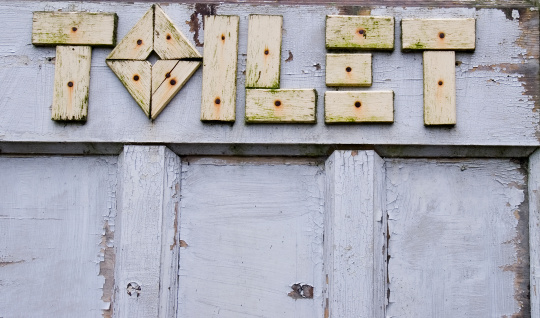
<box><xmin>177</xmin><ymin>156</ymin><xmax>325</xmax><ymax>317</ymax></box>
<box><xmin>529</xmin><ymin>149</ymin><xmax>540</xmax><ymax>317</ymax></box>
<box><xmin>0</xmin><ymin>3</ymin><xmax>535</xmax><ymax>145</ymax></box>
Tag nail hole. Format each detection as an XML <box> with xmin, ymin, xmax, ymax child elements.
<box><xmin>166</xmin><ymin>34</ymin><xmax>171</xmax><ymax>40</ymax></box>
<box><xmin>165</xmin><ymin>72</ymin><xmax>171</xmax><ymax>78</ymax></box>
<box><xmin>71</xmin><ymin>27</ymin><xmax>77</xmax><ymax>32</ymax></box>
<box><xmin>170</xmin><ymin>79</ymin><xmax>176</xmax><ymax>85</ymax></box>
<box><xmin>67</xmin><ymin>81</ymin><xmax>73</xmax><ymax>87</ymax></box>
<box><xmin>264</xmin><ymin>50</ymin><xmax>269</xmax><ymax>55</ymax></box>
<box><xmin>137</xmin><ymin>39</ymin><xmax>142</xmax><ymax>45</ymax></box>
<box><xmin>358</xmin><ymin>29</ymin><xmax>365</xmax><ymax>35</ymax></box>
<box><xmin>221</xmin><ymin>34</ymin><xmax>225</xmax><ymax>40</ymax></box>
<box><xmin>355</xmin><ymin>101</ymin><xmax>361</xmax><ymax>108</ymax></box>
<box><xmin>133</xmin><ymin>75</ymin><xmax>139</xmax><ymax>81</ymax></box>
<box><xmin>274</xmin><ymin>100</ymin><xmax>281</xmax><ymax>107</ymax></box>
<box><xmin>346</xmin><ymin>66</ymin><xmax>352</xmax><ymax>72</ymax></box>
<box><xmin>215</xmin><ymin>98</ymin><xmax>221</xmax><ymax>105</ymax></box>
<box><xmin>439</xmin><ymin>32</ymin><xmax>445</xmax><ymax>39</ymax></box>
<box><xmin>438</xmin><ymin>80</ymin><xmax>443</xmax><ymax>86</ymax></box>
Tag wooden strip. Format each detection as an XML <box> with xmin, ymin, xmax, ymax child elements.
<box><xmin>151</xmin><ymin>60</ymin><xmax>201</xmax><ymax>119</ymax></box>
<box><xmin>106</xmin><ymin>6</ymin><xmax>153</xmax><ymax>60</ymax></box>
<box><xmin>52</xmin><ymin>45</ymin><xmax>91</xmax><ymax>121</ymax></box>
<box><xmin>245</xmin><ymin>89</ymin><xmax>317</xmax><ymax>123</ymax></box>
<box><xmin>324</xmin><ymin>150</ymin><xmax>387</xmax><ymax>318</ymax></box>
<box><xmin>325</xmin><ymin>91</ymin><xmax>393</xmax><ymax>123</ymax></box>
<box><xmin>114</xmin><ymin>145</ymin><xmax>181</xmax><ymax>318</ymax></box>
<box><xmin>151</xmin><ymin>60</ymin><xmax>179</xmax><ymax>95</ymax></box>
<box><xmin>423</xmin><ymin>51</ymin><xmax>456</xmax><ymax>125</ymax></box>
<box><xmin>530</xmin><ymin>149</ymin><xmax>540</xmax><ymax>318</ymax></box>
<box><xmin>153</xmin><ymin>5</ymin><xmax>201</xmax><ymax>59</ymax></box>
<box><xmin>200</xmin><ymin>15</ymin><xmax>239</xmax><ymax>122</ymax></box>
<box><xmin>107</xmin><ymin>60</ymin><xmax>151</xmax><ymax>117</ymax></box>
<box><xmin>245</xmin><ymin>15</ymin><xmax>283</xmax><ymax>88</ymax></box>
<box><xmin>32</xmin><ymin>12</ymin><xmax>117</xmax><ymax>46</ymax></box>
<box><xmin>326</xmin><ymin>15</ymin><xmax>394</xmax><ymax>50</ymax></box>
<box><xmin>402</xmin><ymin>18</ymin><xmax>476</xmax><ymax>50</ymax></box>
<box><xmin>326</xmin><ymin>53</ymin><xmax>371</xmax><ymax>87</ymax></box>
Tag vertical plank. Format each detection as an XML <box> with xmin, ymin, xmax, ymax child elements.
<box><xmin>114</xmin><ymin>146</ymin><xmax>181</xmax><ymax>318</ymax></box>
<box><xmin>52</xmin><ymin>45</ymin><xmax>91</xmax><ymax>121</ymax></box>
<box><xmin>324</xmin><ymin>150</ymin><xmax>387</xmax><ymax>318</ymax></box>
<box><xmin>529</xmin><ymin>149</ymin><xmax>540</xmax><ymax>317</ymax></box>
<box><xmin>200</xmin><ymin>15</ymin><xmax>239</xmax><ymax>122</ymax></box>
<box><xmin>423</xmin><ymin>51</ymin><xmax>456</xmax><ymax>125</ymax></box>
<box><xmin>245</xmin><ymin>15</ymin><xmax>283</xmax><ymax>88</ymax></box>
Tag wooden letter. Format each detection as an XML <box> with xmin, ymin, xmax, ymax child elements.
<box><xmin>245</xmin><ymin>89</ymin><xmax>317</xmax><ymax>123</ymax></box>
<box><xmin>107</xmin><ymin>60</ymin><xmax>152</xmax><ymax>117</ymax></box>
<box><xmin>326</xmin><ymin>15</ymin><xmax>394</xmax><ymax>50</ymax></box>
<box><xmin>402</xmin><ymin>18</ymin><xmax>476</xmax><ymax>51</ymax></box>
<box><xmin>52</xmin><ymin>46</ymin><xmax>91</xmax><ymax>121</ymax></box>
<box><xmin>32</xmin><ymin>12</ymin><xmax>117</xmax><ymax>47</ymax></box>
<box><xmin>325</xmin><ymin>91</ymin><xmax>393</xmax><ymax>123</ymax></box>
<box><xmin>423</xmin><ymin>51</ymin><xmax>456</xmax><ymax>125</ymax></box>
<box><xmin>201</xmin><ymin>16</ymin><xmax>239</xmax><ymax>122</ymax></box>
<box><xmin>245</xmin><ymin>15</ymin><xmax>283</xmax><ymax>88</ymax></box>
<box><xmin>106</xmin><ymin>7</ymin><xmax>153</xmax><ymax>60</ymax></box>
<box><xmin>153</xmin><ymin>5</ymin><xmax>201</xmax><ymax>59</ymax></box>
<box><xmin>326</xmin><ymin>53</ymin><xmax>371</xmax><ymax>87</ymax></box>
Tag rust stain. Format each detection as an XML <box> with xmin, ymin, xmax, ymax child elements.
<box><xmin>100</xmin><ymin>221</ymin><xmax>115</xmax><ymax>318</ymax></box>
<box><xmin>285</xmin><ymin>50</ymin><xmax>293</xmax><ymax>62</ymax></box>
<box><xmin>186</xmin><ymin>4</ymin><xmax>217</xmax><ymax>47</ymax></box>
<box><xmin>170</xmin><ymin>201</ymin><xmax>179</xmax><ymax>250</ymax></box>
<box><xmin>324</xmin><ymin>298</ymin><xmax>329</xmax><ymax>318</ymax></box>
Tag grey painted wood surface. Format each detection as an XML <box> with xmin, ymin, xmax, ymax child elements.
<box><xmin>0</xmin><ymin>2</ymin><xmax>537</xmax><ymax>146</ymax></box>
<box><xmin>0</xmin><ymin>155</ymin><xmax>118</xmax><ymax>317</ymax></box>
<box><xmin>114</xmin><ymin>146</ymin><xmax>181</xmax><ymax>318</ymax></box>
<box><xmin>177</xmin><ymin>156</ymin><xmax>325</xmax><ymax>317</ymax></box>
<box><xmin>529</xmin><ymin>149</ymin><xmax>540</xmax><ymax>317</ymax></box>
<box><xmin>324</xmin><ymin>151</ymin><xmax>387</xmax><ymax>317</ymax></box>
<box><xmin>386</xmin><ymin>158</ymin><xmax>530</xmax><ymax>317</ymax></box>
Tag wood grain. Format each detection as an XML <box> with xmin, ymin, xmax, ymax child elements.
<box><xmin>402</xmin><ymin>18</ymin><xmax>476</xmax><ymax>50</ymax></box>
<box><xmin>245</xmin><ymin>15</ymin><xmax>283</xmax><ymax>88</ymax></box>
<box><xmin>200</xmin><ymin>15</ymin><xmax>239</xmax><ymax>122</ymax></box>
<box><xmin>324</xmin><ymin>150</ymin><xmax>387</xmax><ymax>318</ymax></box>
<box><xmin>106</xmin><ymin>6</ymin><xmax>153</xmax><ymax>60</ymax></box>
<box><xmin>107</xmin><ymin>60</ymin><xmax>152</xmax><ymax>117</ymax></box>
<box><xmin>245</xmin><ymin>89</ymin><xmax>317</xmax><ymax>123</ymax></box>
<box><xmin>153</xmin><ymin>5</ymin><xmax>201</xmax><ymax>59</ymax></box>
<box><xmin>52</xmin><ymin>45</ymin><xmax>91</xmax><ymax>121</ymax></box>
<box><xmin>325</xmin><ymin>91</ymin><xmax>393</xmax><ymax>123</ymax></box>
<box><xmin>114</xmin><ymin>146</ymin><xmax>181</xmax><ymax>318</ymax></box>
<box><xmin>151</xmin><ymin>60</ymin><xmax>201</xmax><ymax>119</ymax></box>
<box><xmin>386</xmin><ymin>158</ymin><xmax>529</xmax><ymax>317</ymax></box>
<box><xmin>326</xmin><ymin>15</ymin><xmax>394</xmax><ymax>50</ymax></box>
<box><xmin>325</xmin><ymin>53</ymin><xmax>371</xmax><ymax>87</ymax></box>
<box><xmin>32</xmin><ymin>12</ymin><xmax>117</xmax><ymax>46</ymax></box>
<box><xmin>423</xmin><ymin>51</ymin><xmax>456</xmax><ymax>125</ymax></box>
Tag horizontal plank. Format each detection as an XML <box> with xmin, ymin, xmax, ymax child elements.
<box><xmin>326</xmin><ymin>15</ymin><xmax>394</xmax><ymax>50</ymax></box>
<box><xmin>32</xmin><ymin>12</ymin><xmax>117</xmax><ymax>46</ymax></box>
<box><xmin>325</xmin><ymin>91</ymin><xmax>393</xmax><ymax>123</ymax></box>
<box><xmin>402</xmin><ymin>18</ymin><xmax>476</xmax><ymax>50</ymax></box>
<box><xmin>245</xmin><ymin>89</ymin><xmax>317</xmax><ymax>123</ymax></box>
<box><xmin>326</xmin><ymin>53</ymin><xmax>371</xmax><ymax>87</ymax></box>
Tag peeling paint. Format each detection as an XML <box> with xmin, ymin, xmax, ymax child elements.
<box><xmin>186</xmin><ymin>3</ymin><xmax>216</xmax><ymax>47</ymax></box>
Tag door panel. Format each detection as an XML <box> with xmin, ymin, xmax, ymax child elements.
<box><xmin>386</xmin><ymin>159</ymin><xmax>529</xmax><ymax>317</ymax></box>
<box><xmin>177</xmin><ymin>157</ymin><xmax>325</xmax><ymax>317</ymax></box>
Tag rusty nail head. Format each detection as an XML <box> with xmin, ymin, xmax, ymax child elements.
<box><xmin>215</xmin><ymin>98</ymin><xmax>221</xmax><ymax>105</ymax></box>
<box><xmin>133</xmin><ymin>75</ymin><xmax>139</xmax><ymax>81</ymax></box>
<box><xmin>72</xmin><ymin>27</ymin><xmax>77</xmax><ymax>32</ymax></box>
<box><xmin>165</xmin><ymin>72</ymin><xmax>171</xmax><ymax>78</ymax></box>
<box><xmin>137</xmin><ymin>39</ymin><xmax>142</xmax><ymax>45</ymax></box>
<box><xmin>67</xmin><ymin>81</ymin><xmax>73</xmax><ymax>87</ymax></box>
<box><xmin>359</xmin><ymin>29</ymin><xmax>365</xmax><ymax>35</ymax></box>
<box><xmin>170</xmin><ymin>79</ymin><xmax>176</xmax><ymax>85</ymax></box>
<box><xmin>275</xmin><ymin>100</ymin><xmax>281</xmax><ymax>107</ymax></box>
<box><xmin>221</xmin><ymin>34</ymin><xmax>225</xmax><ymax>40</ymax></box>
<box><xmin>439</xmin><ymin>32</ymin><xmax>445</xmax><ymax>39</ymax></box>
<box><xmin>264</xmin><ymin>50</ymin><xmax>269</xmax><ymax>55</ymax></box>
<box><xmin>438</xmin><ymin>80</ymin><xmax>443</xmax><ymax>86</ymax></box>
<box><xmin>166</xmin><ymin>34</ymin><xmax>171</xmax><ymax>40</ymax></box>
<box><xmin>355</xmin><ymin>101</ymin><xmax>361</xmax><ymax>108</ymax></box>
<box><xmin>346</xmin><ymin>66</ymin><xmax>352</xmax><ymax>72</ymax></box>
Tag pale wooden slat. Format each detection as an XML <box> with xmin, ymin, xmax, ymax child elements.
<box><xmin>153</xmin><ymin>5</ymin><xmax>201</xmax><ymax>59</ymax></box>
<box><xmin>423</xmin><ymin>51</ymin><xmax>456</xmax><ymax>125</ymax></box>
<box><xmin>107</xmin><ymin>60</ymin><xmax>151</xmax><ymax>117</ymax></box>
<box><xmin>151</xmin><ymin>60</ymin><xmax>201</xmax><ymax>119</ymax></box>
<box><xmin>52</xmin><ymin>45</ymin><xmax>91</xmax><ymax>121</ymax></box>
<box><xmin>245</xmin><ymin>89</ymin><xmax>317</xmax><ymax>123</ymax></box>
<box><xmin>151</xmin><ymin>60</ymin><xmax>179</xmax><ymax>95</ymax></box>
<box><xmin>402</xmin><ymin>18</ymin><xmax>476</xmax><ymax>50</ymax></box>
<box><xmin>114</xmin><ymin>145</ymin><xmax>181</xmax><ymax>318</ymax></box>
<box><xmin>326</xmin><ymin>53</ymin><xmax>371</xmax><ymax>87</ymax></box>
<box><xmin>324</xmin><ymin>150</ymin><xmax>387</xmax><ymax>318</ymax></box>
<box><xmin>326</xmin><ymin>15</ymin><xmax>394</xmax><ymax>50</ymax></box>
<box><xmin>325</xmin><ymin>91</ymin><xmax>393</xmax><ymax>123</ymax></box>
<box><xmin>106</xmin><ymin>6</ymin><xmax>153</xmax><ymax>60</ymax></box>
<box><xmin>530</xmin><ymin>149</ymin><xmax>540</xmax><ymax>318</ymax></box>
<box><xmin>245</xmin><ymin>15</ymin><xmax>283</xmax><ymax>88</ymax></box>
<box><xmin>200</xmin><ymin>15</ymin><xmax>239</xmax><ymax>122</ymax></box>
<box><xmin>32</xmin><ymin>12</ymin><xmax>117</xmax><ymax>46</ymax></box>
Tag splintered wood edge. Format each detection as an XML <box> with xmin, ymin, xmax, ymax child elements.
<box><xmin>245</xmin><ymin>89</ymin><xmax>317</xmax><ymax>124</ymax></box>
<box><xmin>32</xmin><ymin>12</ymin><xmax>117</xmax><ymax>47</ymax></box>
